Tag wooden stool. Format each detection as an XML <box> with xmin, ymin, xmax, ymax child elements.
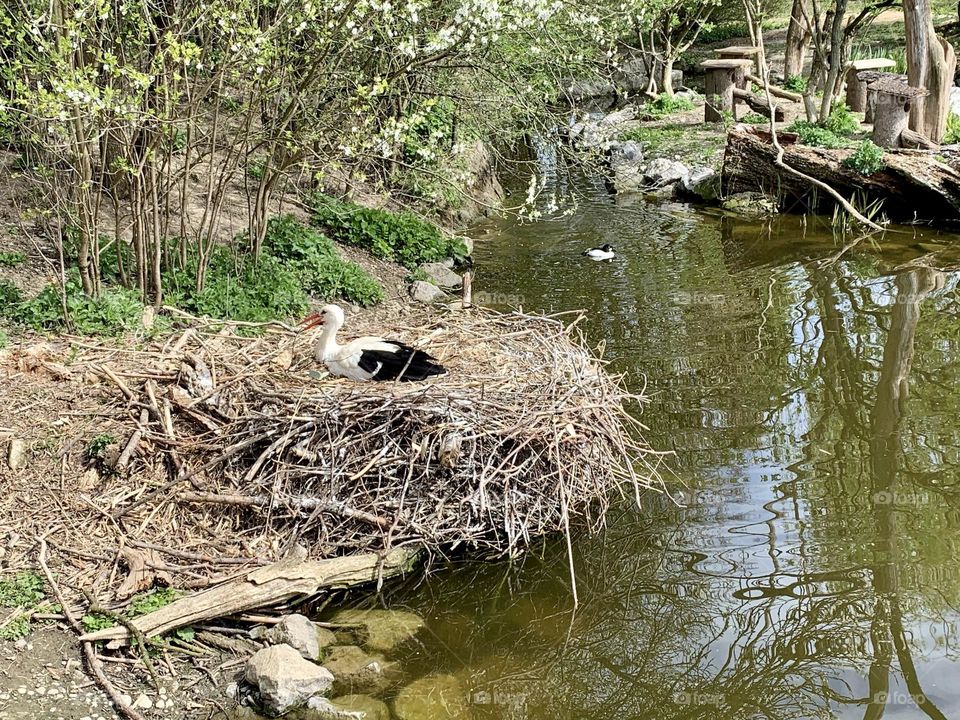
<box><xmin>713</xmin><ymin>46</ymin><xmax>762</xmax><ymax>88</ymax></box>
<box><xmin>701</xmin><ymin>59</ymin><xmax>754</xmax><ymax>122</ymax></box>
<box><xmin>869</xmin><ymin>77</ymin><xmax>928</xmax><ymax>147</ymax></box>
<box><xmin>844</xmin><ymin>58</ymin><xmax>897</xmax><ymax>111</ymax></box>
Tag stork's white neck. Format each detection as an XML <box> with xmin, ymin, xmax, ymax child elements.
<box><xmin>314</xmin><ymin>321</ymin><xmax>342</xmax><ymax>362</ymax></box>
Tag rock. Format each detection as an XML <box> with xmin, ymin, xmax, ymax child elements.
<box><xmin>245</xmin><ymin>644</ymin><xmax>334</xmax><ymax>717</ymax></box>
<box><xmin>448</xmin><ymin>141</ymin><xmax>505</xmax><ymax>223</ymax></box>
<box><xmin>643</xmin><ymin>158</ymin><xmax>689</xmax><ymax>188</ymax></box>
<box><xmin>409</xmin><ymin>281</ymin><xmax>446</xmax><ymax>305</ymax></box>
<box><xmin>677</xmin><ymin>166</ymin><xmax>720</xmax><ymax>203</ymax></box>
<box><xmin>950</xmin><ymin>86</ymin><xmax>960</xmax><ymax>118</ymax></box>
<box><xmin>393</xmin><ymin>674</ymin><xmax>470</xmax><ymax>720</ymax></box>
<box><xmin>132</xmin><ymin>694</ymin><xmax>152</xmax><ymax>710</ymax></box>
<box><xmin>606</xmin><ymin>140</ymin><xmax>646</xmax><ymax>194</ymax></box>
<box><xmin>265</xmin><ymin>615</ymin><xmax>321</xmax><ymax>661</ymax></box>
<box><xmin>613</xmin><ymin>59</ymin><xmax>684</xmax><ymax>96</ymax></box>
<box><xmin>419</xmin><ymin>262</ymin><xmax>462</xmax><ymax>289</ymax></box>
<box><xmin>331</xmin><ymin>695</ymin><xmax>390</xmax><ymax>720</ymax></box>
<box><xmin>6</xmin><ymin>438</ymin><xmax>26</xmax><ymax>471</ymax></box>
<box><xmin>560</xmin><ymin>78</ymin><xmax>617</xmax><ymax>103</ymax></box>
<box><xmin>597</xmin><ymin>106</ymin><xmax>637</xmax><ymax>127</ymax></box>
<box><xmin>325</xmin><ymin>609</ymin><xmax>425</xmax><ymax>652</ymax></box>
<box><xmin>722</xmin><ymin>191</ymin><xmax>779</xmax><ymax>217</ymax></box>
<box><xmin>323</xmin><ymin>645</ymin><xmax>397</xmax><ymax>695</ymax></box>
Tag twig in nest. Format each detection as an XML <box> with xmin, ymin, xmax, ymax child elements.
<box><xmin>36</xmin><ymin>537</ymin><xmax>148</xmax><ymax>720</ymax></box>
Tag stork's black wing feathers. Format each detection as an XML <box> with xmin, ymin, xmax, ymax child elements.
<box><xmin>357</xmin><ymin>340</ymin><xmax>446</xmax><ymax>381</ymax></box>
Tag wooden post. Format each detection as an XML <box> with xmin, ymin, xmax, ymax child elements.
<box><xmin>701</xmin><ymin>59</ymin><xmax>753</xmax><ymax>122</ymax></box>
<box><xmin>845</xmin><ymin>59</ymin><xmax>897</xmax><ymax>111</ymax></box>
<box><xmin>714</xmin><ymin>46</ymin><xmax>762</xmax><ymax>84</ymax></box>
<box><xmin>869</xmin><ymin>78</ymin><xmax>929</xmax><ymax>148</ymax></box>
<box><xmin>461</xmin><ymin>271</ymin><xmax>472</xmax><ymax>309</ymax></box>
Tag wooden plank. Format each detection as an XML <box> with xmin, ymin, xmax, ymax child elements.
<box><xmin>848</xmin><ymin>58</ymin><xmax>897</xmax><ymax>71</ymax></box>
<box><xmin>701</xmin><ymin>58</ymin><xmax>754</xmax><ymax>69</ymax></box>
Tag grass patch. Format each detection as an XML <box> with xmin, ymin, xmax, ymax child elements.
<box><xmin>0</xmin><ymin>572</ymin><xmax>45</xmax><ymax>608</ymax></box>
<box><xmin>311</xmin><ymin>195</ymin><xmax>467</xmax><ymax>269</ymax></box>
<box><xmin>0</xmin><ymin>251</ymin><xmax>25</xmax><ymax>267</ymax></box>
<box><xmin>843</xmin><ymin>140</ymin><xmax>886</xmax><ymax>175</ymax></box>
<box><xmin>128</xmin><ymin>587</ymin><xmax>183</xmax><ymax>616</ymax></box>
<box><xmin>643</xmin><ymin>93</ymin><xmax>695</xmax><ymax>118</ymax></box>
<box><xmin>786</xmin><ymin>121</ymin><xmax>847</xmax><ymax>148</ymax></box>
<box><xmin>620</xmin><ymin>124</ymin><xmax>726</xmax><ymax>164</ymax></box>
<box><xmin>822</xmin><ymin>102</ymin><xmax>860</xmax><ymax>136</ymax></box>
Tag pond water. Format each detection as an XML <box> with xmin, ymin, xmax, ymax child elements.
<box><xmin>359</xmin><ymin>175</ymin><xmax>960</xmax><ymax>719</ymax></box>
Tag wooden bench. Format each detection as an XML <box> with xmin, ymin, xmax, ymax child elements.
<box><xmin>845</xmin><ymin>58</ymin><xmax>897</xmax><ymax>112</ymax></box>
<box><xmin>701</xmin><ymin>59</ymin><xmax>754</xmax><ymax>122</ymax></box>
<box><xmin>713</xmin><ymin>46</ymin><xmax>761</xmax><ymax>88</ymax></box>
<box><xmin>868</xmin><ymin>76</ymin><xmax>928</xmax><ymax>147</ymax></box>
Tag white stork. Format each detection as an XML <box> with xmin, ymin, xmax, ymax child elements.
<box><xmin>583</xmin><ymin>243</ymin><xmax>615</xmax><ymax>261</ymax></box>
<box><xmin>301</xmin><ymin>304</ymin><xmax>446</xmax><ymax>382</ymax></box>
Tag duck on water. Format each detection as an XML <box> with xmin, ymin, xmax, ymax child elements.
<box><xmin>583</xmin><ymin>244</ymin><xmax>615</xmax><ymax>261</ymax></box>
<box><xmin>302</xmin><ymin>304</ymin><xmax>446</xmax><ymax>382</ymax></box>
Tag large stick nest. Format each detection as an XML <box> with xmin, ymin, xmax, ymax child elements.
<box><xmin>92</xmin><ymin>308</ymin><xmax>664</xmax><ymax>571</ymax></box>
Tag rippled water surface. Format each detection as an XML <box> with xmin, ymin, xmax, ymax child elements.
<box><xmin>366</xmin><ymin>176</ymin><xmax>960</xmax><ymax>719</ymax></box>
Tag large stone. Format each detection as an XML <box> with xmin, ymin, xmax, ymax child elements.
<box><xmin>722</xmin><ymin>191</ymin><xmax>779</xmax><ymax>217</ymax></box>
<box><xmin>393</xmin><ymin>674</ymin><xmax>471</xmax><ymax>720</ymax></box>
<box><xmin>409</xmin><ymin>280</ymin><xmax>446</xmax><ymax>305</ymax></box>
<box><xmin>419</xmin><ymin>262</ymin><xmax>462</xmax><ymax>289</ymax></box>
<box><xmin>560</xmin><ymin>78</ymin><xmax>617</xmax><ymax>103</ymax></box>
<box><xmin>325</xmin><ymin>609</ymin><xmax>425</xmax><ymax>652</ymax></box>
<box><xmin>245</xmin><ymin>644</ymin><xmax>334</xmax><ymax>717</ymax></box>
<box><xmin>265</xmin><ymin>615</ymin><xmax>321</xmax><ymax>661</ymax></box>
<box><xmin>678</xmin><ymin>166</ymin><xmax>720</xmax><ymax>203</ymax></box>
<box><xmin>606</xmin><ymin>140</ymin><xmax>646</xmax><ymax>194</ymax></box>
<box><xmin>643</xmin><ymin>158</ymin><xmax>689</xmax><ymax>188</ymax></box>
<box><xmin>331</xmin><ymin>695</ymin><xmax>391</xmax><ymax>720</ymax></box>
<box><xmin>323</xmin><ymin>645</ymin><xmax>397</xmax><ymax>695</ymax></box>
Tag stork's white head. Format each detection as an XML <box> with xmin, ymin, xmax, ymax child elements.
<box><xmin>301</xmin><ymin>304</ymin><xmax>345</xmax><ymax>331</ymax></box>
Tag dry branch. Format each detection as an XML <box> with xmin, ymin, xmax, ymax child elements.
<box><xmin>80</xmin><ymin>547</ymin><xmax>418</xmax><ymax>643</ymax></box>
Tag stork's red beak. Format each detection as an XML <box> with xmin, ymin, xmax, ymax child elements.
<box><xmin>301</xmin><ymin>312</ymin><xmax>324</xmax><ymax>330</ymax></box>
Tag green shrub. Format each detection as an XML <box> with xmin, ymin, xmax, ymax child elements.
<box><xmin>843</xmin><ymin>140</ymin><xmax>885</xmax><ymax>175</ymax></box>
<box><xmin>4</xmin><ymin>273</ymin><xmax>144</xmax><ymax>335</ymax></box>
<box><xmin>0</xmin><ymin>280</ymin><xmax>22</xmax><ymax>307</ymax></box>
<box><xmin>164</xmin><ymin>247</ymin><xmax>310</xmax><ymax>323</ymax></box>
<box><xmin>944</xmin><ymin>112</ymin><xmax>960</xmax><ymax>144</ymax></box>
<box><xmin>740</xmin><ymin>112</ymin><xmax>769</xmax><ymax>125</ymax></box>
<box><xmin>127</xmin><ymin>588</ymin><xmax>183</xmax><ymax>616</ymax></box>
<box><xmin>311</xmin><ymin>195</ymin><xmax>467</xmax><ymax>269</ymax></box>
<box><xmin>786</xmin><ymin>120</ymin><xmax>847</xmax><ymax>148</ymax></box>
<box><xmin>644</xmin><ymin>93</ymin><xmax>695</xmax><ymax>117</ymax></box>
<box><xmin>0</xmin><ymin>251</ymin><xmax>25</xmax><ymax>267</ymax></box>
<box><xmin>784</xmin><ymin>75</ymin><xmax>807</xmax><ymax>93</ymax></box>
<box><xmin>823</xmin><ymin>102</ymin><xmax>860</xmax><ymax>136</ymax></box>
<box><xmin>263</xmin><ymin>215</ymin><xmax>384</xmax><ymax>306</ymax></box>
<box><xmin>0</xmin><ymin>572</ymin><xmax>45</xmax><ymax>608</ymax></box>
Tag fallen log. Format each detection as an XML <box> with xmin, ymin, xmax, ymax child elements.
<box><xmin>79</xmin><ymin>547</ymin><xmax>419</xmax><ymax>644</ymax></box>
<box><xmin>733</xmin><ymin>88</ymin><xmax>785</xmax><ymax>121</ymax></box>
<box><xmin>746</xmin><ymin>74</ymin><xmax>802</xmax><ymax>102</ymax></box>
<box><xmin>722</xmin><ymin>126</ymin><xmax>960</xmax><ymax>224</ymax></box>
<box><xmin>900</xmin><ymin>127</ymin><xmax>939</xmax><ymax>149</ymax></box>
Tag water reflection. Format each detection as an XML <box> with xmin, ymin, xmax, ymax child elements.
<box><xmin>364</xmin><ymin>185</ymin><xmax>960</xmax><ymax>719</ymax></box>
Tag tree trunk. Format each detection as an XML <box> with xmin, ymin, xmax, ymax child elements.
<box><xmin>661</xmin><ymin>56</ymin><xmax>675</xmax><ymax>96</ymax></box>
<box><xmin>721</xmin><ymin>126</ymin><xmax>960</xmax><ymax>224</ymax></box>
<box><xmin>904</xmin><ymin>0</ymin><xmax>958</xmax><ymax>142</ymax></box>
<box><xmin>784</xmin><ymin>0</ymin><xmax>811</xmax><ymax>79</ymax></box>
<box><xmin>872</xmin><ymin>91</ymin><xmax>913</xmax><ymax>147</ymax></box>
<box><xmin>819</xmin><ymin>0</ymin><xmax>848</xmax><ymax>120</ymax></box>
